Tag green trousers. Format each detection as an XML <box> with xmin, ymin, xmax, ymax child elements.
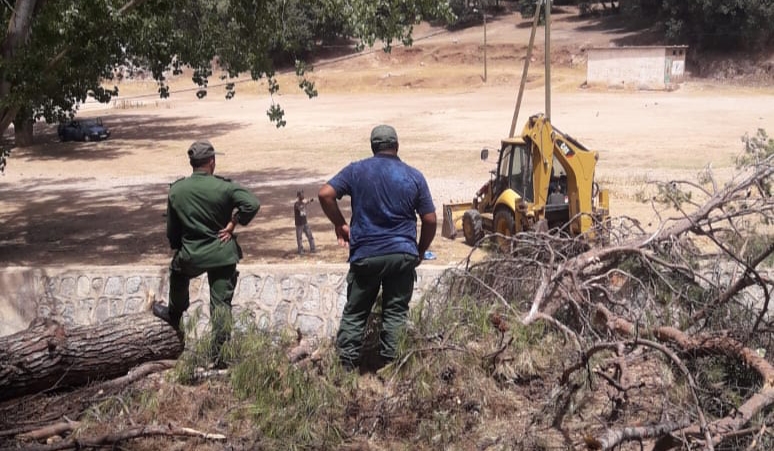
<box><xmin>168</xmin><ymin>262</ymin><xmax>238</xmax><ymax>357</ymax></box>
<box><xmin>337</xmin><ymin>253</ymin><xmax>418</xmax><ymax>366</ymax></box>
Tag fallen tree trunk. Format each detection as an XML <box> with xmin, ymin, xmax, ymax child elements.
<box><xmin>0</xmin><ymin>313</ymin><xmax>183</xmax><ymax>402</ymax></box>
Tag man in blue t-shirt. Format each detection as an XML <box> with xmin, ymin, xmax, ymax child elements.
<box><xmin>318</xmin><ymin>124</ymin><xmax>437</xmax><ymax>371</ymax></box>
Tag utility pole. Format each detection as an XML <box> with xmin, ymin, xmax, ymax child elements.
<box><xmin>483</xmin><ymin>7</ymin><xmax>487</xmax><ymax>82</ymax></box>
<box><xmin>545</xmin><ymin>0</ymin><xmax>551</xmax><ymax>120</ymax></box>
<box><xmin>475</xmin><ymin>1</ymin><xmax>488</xmax><ymax>82</ymax></box>
<box><xmin>509</xmin><ymin>0</ymin><xmax>546</xmax><ymax>137</ymax></box>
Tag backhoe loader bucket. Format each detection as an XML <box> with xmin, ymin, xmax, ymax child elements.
<box><xmin>442</xmin><ymin>202</ymin><xmax>474</xmax><ymax>239</ymax></box>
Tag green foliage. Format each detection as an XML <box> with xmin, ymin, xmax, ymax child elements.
<box><xmin>295</xmin><ymin>60</ymin><xmax>318</xmax><ymax>98</ymax></box>
<box><xmin>739</xmin><ymin>129</ymin><xmax>774</xmax><ymax>165</ymax></box>
<box><xmin>636</xmin><ymin>180</ymin><xmax>693</xmax><ymax>209</ymax></box>
<box><xmin>169</xmin><ymin>307</ymin><xmax>214</xmax><ymax>385</ymax></box>
<box><xmin>622</xmin><ymin>0</ymin><xmax>774</xmax><ymax>50</ymax></box>
<box><xmin>737</xmin><ymin>129</ymin><xmax>774</xmax><ymax>196</ymax></box>
<box><xmin>134</xmin><ymin>389</ymin><xmax>161</xmax><ymax>415</ymax></box>
<box><xmin>229</xmin><ymin>329</ymin><xmax>347</xmax><ymax>448</ymax></box>
<box><xmin>746</xmin><ymin>234</ymin><xmax>774</xmax><ymax>266</ymax></box>
<box><xmin>347</xmin><ymin>0</ymin><xmax>454</xmax><ymax>52</ymax></box>
<box><xmin>619</xmin><ymin>0</ymin><xmax>660</xmax><ymax>16</ymax></box>
<box><xmin>0</xmin><ymin>1</ymin><xmax>125</xmax><ymax>126</ymax></box>
<box><xmin>517</xmin><ymin>0</ymin><xmax>544</xmax><ymax>21</ymax></box>
<box><xmin>447</xmin><ymin>0</ymin><xmax>481</xmax><ymax>29</ymax></box>
<box><xmin>718</xmin><ymin>216</ymin><xmax>774</xmax><ymax>267</ymax></box>
<box><xmin>654</xmin><ymin>181</ymin><xmax>692</xmax><ymax>209</ymax></box>
<box><xmin>171</xmin><ymin>315</ymin><xmax>351</xmax><ymax>449</ymax></box>
<box><xmin>266</xmin><ymin>104</ymin><xmax>287</xmax><ymax>128</ymax></box>
<box><xmin>0</xmin><ymin>0</ymin><xmax>453</xmax><ymax>169</ymax></box>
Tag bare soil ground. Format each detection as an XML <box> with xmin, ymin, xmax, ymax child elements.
<box><xmin>0</xmin><ymin>7</ymin><xmax>772</xmax><ymax>269</ymax></box>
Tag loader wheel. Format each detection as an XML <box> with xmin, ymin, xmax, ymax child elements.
<box><xmin>494</xmin><ymin>209</ymin><xmax>516</xmax><ymax>253</ymax></box>
<box><xmin>462</xmin><ymin>210</ymin><xmax>484</xmax><ymax>246</ymax></box>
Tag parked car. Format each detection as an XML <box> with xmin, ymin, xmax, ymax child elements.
<box><xmin>57</xmin><ymin>118</ymin><xmax>110</xmax><ymax>142</ymax></box>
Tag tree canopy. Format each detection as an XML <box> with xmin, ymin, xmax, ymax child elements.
<box><xmin>0</xmin><ymin>0</ymin><xmax>454</xmax><ymax>171</ymax></box>
<box><xmin>618</xmin><ymin>0</ymin><xmax>774</xmax><ymax>50</ymax></box>
<box><xmin>514</xmin><ymin>0</ymin><xmax>774</xmax><ymax>51</ymax></box>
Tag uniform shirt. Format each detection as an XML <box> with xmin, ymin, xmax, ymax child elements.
<box><xmin>327</xmin><ymin>153</ymin><xmax>435</xmax><ymax>262</ymax></box>
<box><xmin>167</xmin><ymin>170</ymin><xmax>260</xmax><ymax>269</ymax></box>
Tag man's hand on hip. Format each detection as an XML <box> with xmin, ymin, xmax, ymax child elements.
<box><xmin>218</xmin><ymin>220</ymin><xmax>236</xmax><ymax>242</ymax></box>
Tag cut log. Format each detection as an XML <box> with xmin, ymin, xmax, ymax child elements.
<box><xmin>0</xmin><ymin>313</ymin><xmax>183</xmax><ymax>402</ymax></box>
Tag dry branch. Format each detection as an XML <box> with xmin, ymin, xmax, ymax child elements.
<box><xmin>652</xmin><ymin>162</ymin><xmax>774</xmax><ymax>244</ymax></box>
<box><xmin>10</xmin><ymin>424</ymin><xmax>226</xmax><ymax>451</ymax></box>
<box><xmin>500</xmin><ymin>155</ymin><xmax>773</xmax><ymax>448</ymax></box>
<box><xmin>0</xmin><ymin>360</ymin><xmax>176</xmax><ymax>438</ymax></box>
<box><xmin>588</xmin><ymin>419</ymin><xmax>693</xmax><ymax>450</ymax></box>
<box><xmin>594</xmin><ymin>303</ymin><xmax>774</xmax><ymax>449</ymax></box>
<box><xmin>17</xmin><ymin>419</ymin><xmax>80</xmax><ymax>442</ymax></box>
<box><xmin>90</xmin><ymin>359</ymin><xmax>177</xmax><ymax>393</ymax></box>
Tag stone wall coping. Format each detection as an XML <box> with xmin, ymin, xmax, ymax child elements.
<box><xmin>0</xmin><ymin>264</ymin><xmax>456</xmax><ymax>338</ymax></box>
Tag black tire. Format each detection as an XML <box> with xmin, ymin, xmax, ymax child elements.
<box><xmin>494</xmin><ymin>209</ymin><xmax>516</xmax><ymax>253</ymax></box>
<box><xmin>83</xmin><ymin>134</ymin><xmax>91</xmax><ymax>142</ymax></box>
<box><xmin>462</xmin><ymin>209</ymin><xmax>484</xmax><ymax>246</ymax></box>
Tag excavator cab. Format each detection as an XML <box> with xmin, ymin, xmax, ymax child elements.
<box><xmin>495</xmin><ymin>141</ymin><xmax>535</xmax><ymax>205</ymax></box>
<box><xmin>450</xmin><ymin>137</ymin><xmax>537</xmax><ymax>246</ymax></box>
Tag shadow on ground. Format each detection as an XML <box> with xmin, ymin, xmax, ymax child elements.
<box><xmin>12</xmin><ymin>114</ymin><xmax>250</xmax><ymax>162</ymax></box>
<box><xmin>0</xmin><ymin>168</ymin><xmax>350</xmax><ymax>266</ymax></box>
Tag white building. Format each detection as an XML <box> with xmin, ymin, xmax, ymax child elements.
<box><xmin>586</xmin><ymin>45</ymin><xmax>688</xmax><ymax>90</ymax></box>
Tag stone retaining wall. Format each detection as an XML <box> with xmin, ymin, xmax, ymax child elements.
<box><xmin>0</xmin><ymin>264</ymin><xmax>449</xmax><ymax>338</ymax></box>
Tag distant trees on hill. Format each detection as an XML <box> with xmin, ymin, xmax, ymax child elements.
<box><xmin>508</xmin><ymin>0</ymin><xmax>774</xmax><ymax>51</ymax></box>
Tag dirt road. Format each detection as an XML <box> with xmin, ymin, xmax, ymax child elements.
<box><xmin>1</xmin><ymin>9</ymin><xmax>772</xmax><ymax>267</ymax></box>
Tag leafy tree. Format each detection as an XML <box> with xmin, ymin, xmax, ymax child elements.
<box><xmin>620</xmin><ymin>0</ymin><xmax>774</xmax><ymax>50</ymax></box>
<box><xmin>2</xmin><ymin>2</ymin><xmax>130</xmax><ymax>146</ymax></box>
<box><xmin>0</xmin><ymin>0</ymin><xmax>454</xmax><ymax>171</ymax></box>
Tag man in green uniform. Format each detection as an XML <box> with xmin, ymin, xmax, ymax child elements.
<box><xmin>153</xmin><ymin>140</ymin><xmax>260</xmax><ymax>364</ymax></box>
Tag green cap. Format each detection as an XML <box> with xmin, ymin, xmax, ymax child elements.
<box><xmin>187</xmin><ymin>140</ymin><xmax>222</xmax><ymax>160</ymax></box>
<box><xmin>370</xmin><ymin>124</ymin><xmax>398</xmax><ymax>152</ymax></box>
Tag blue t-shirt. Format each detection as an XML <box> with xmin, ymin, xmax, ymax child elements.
<box><xmin>328</xmin><ymin>153</ymin><xmax>435</xmax><ymax>262</ymax></box>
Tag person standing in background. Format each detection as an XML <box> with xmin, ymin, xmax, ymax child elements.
<box><xmin>294</xmin><ymin>190</ymin><xmax>317</xmax><ymax>254</ymax></box>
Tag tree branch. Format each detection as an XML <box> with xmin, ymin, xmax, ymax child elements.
<box><xmin>13</xmin><ymin>424</ymin><xmax>226</xmax><ymax>451</ymax></box>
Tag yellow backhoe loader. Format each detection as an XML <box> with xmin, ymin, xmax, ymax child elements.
<box><xmin>441</xmin><ymin>113</ymin><xmax>609</xmax><ymax>246</ymax></box>
<box><xmin>441</xmin><ymin>0</ymin><xmax>609</xmax><ymax>247</ymax></box>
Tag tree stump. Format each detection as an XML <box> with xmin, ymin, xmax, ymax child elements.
<box><xmin>0</xmin><ymin>313</ymin><xmax>183</xmax><ymax>402</ymax></box>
